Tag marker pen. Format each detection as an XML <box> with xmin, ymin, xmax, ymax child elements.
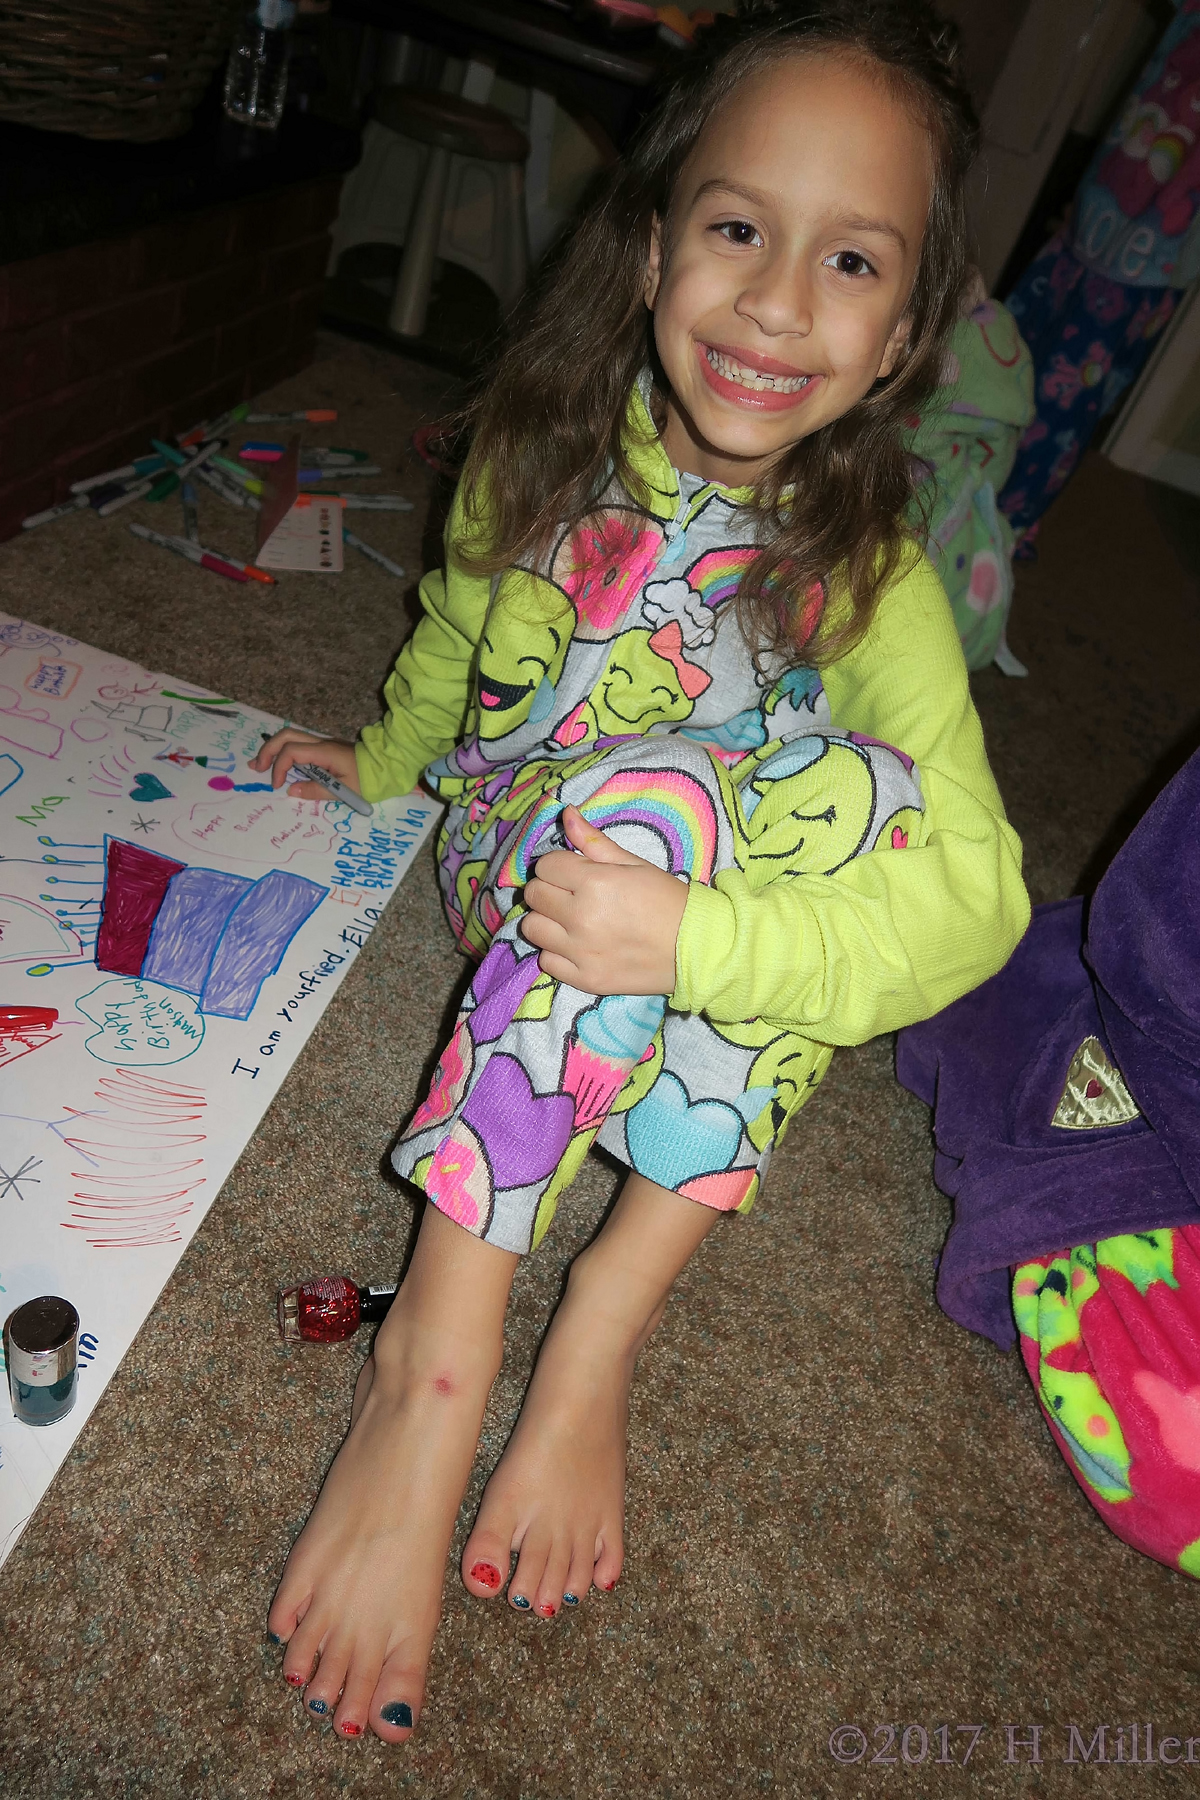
<box><xmin>141</xmin><ymin>440</ymin><xmax>222</xmax><ymax>509</ymax></box>
<box><xmin>344</xmin><ymin>528</ymin><xmax>405</xmax><ymax>578</ymax></box>
<box><xmin>194</xmin><ymin>464</ymin><xmax>245</xmax><ymax>506</ymax></box>
<box><xmin>238</xmin><ymin>441</ymin><xmax>285</xmax><ymax>461</ymax></box>
<box><xmin>95</xmin><ymin>476</ymin><xmax>155</xmax><ymax>517</ymax></box>
<box><xmin>258</xmin><ymin>735</ymin><xmax>374</xmax><ymax>814</ymax></box>
<box><xmin>129</xmin><ymin>522</ymin><xmax>251</xmax><ymax>583</ymax></box>
<box><xmin>180</xmin><ymin>480</ymin><xmax>200</xmax><ymax>543</ymax></box>
<box><xmin>205</xmin><ymin>547</ymin><xmax>275</xmax><ymax>586</ymax></box>
<box><xmin>132</xmin><ymin>523</ymin><xmax>274</xmax><ymax>585</ymax></box>
<box><xmin>313</xmin><ymin>493</ymin><xmax>414</xmax><ymax>512</ymax></box>
<box><xmin>295</xmin><ymin>464</ymin><xmax>379</xmax><ymax>486</ymax></box>
<box><xmin>0</xmin><ymin>1004</ymin><xmax>58</xmax><ymax>1029</ymax></box>
<box><xmin>177</xmin><ymin>401</ymin><xmax>251</xmax><ymax>448</ymax></box>
<box><xmin>308</xmin><ymin>447</ymin><xmax>370</xmax><ymax>465</ymax></box>
<box><xmin>160</xmin><ymin>689</ymin><xmax>235</xmax><ymax>706</ymax></box>
<box><xmin>245</xmin><ymin>409</ymin><xmax>337</xmax><ymax>423</ymax></box>
<box><xmin>289</xmin><ymin>762</ymin><xmax>374</xmax><ymax>816</ymax></box>
<box><xmin>297</xmin><ymin>464</ymin><xmax>382</xmax><ymax>482</ymax></box>
<box><xmin>196</xmin><ymin>465</ymin><xmax>261</xmax><ymax>512</ymax></box>
<box><xmin>22</xmin><ymin>494</ymin><xmax>90</xmax><ymax>529</ymax></box>
<box><xmin>70</xmin><ymin>453</ymin><xmax>167</xmax><ymax>495</ymax></box>
<box><xmin>147</xmin><ymin>469</ymin><xmax>180</xmax><ymax>502</ymax></box>
<box><xmin>213</xmin><ymin>456</ymin><xmax>264</xmax><ymax>495</ymax></box>
<box><xmin>150</xmin><ymin>437</ymin><xmax>188</xmax><ymax>467</ymax></box>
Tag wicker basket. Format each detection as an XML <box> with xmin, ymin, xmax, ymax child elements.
<box><xmin>0</xmin><ymin>0</ymin><xmax>248</xmax><ymax>141</ymax></box>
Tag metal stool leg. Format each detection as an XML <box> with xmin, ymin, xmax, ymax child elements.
<box><xmin>388</xmin><ymin>144</ymin><xmax>451</xmax><ymax>338</ymax></box>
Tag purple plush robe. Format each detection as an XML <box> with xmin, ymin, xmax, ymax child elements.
<box><xmin>896</xmin><ymin>748</ymin><xmax>1200</xmax><ymax>1349</ymax></box>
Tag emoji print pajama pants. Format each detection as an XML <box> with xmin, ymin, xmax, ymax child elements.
<box><xmin>1013</xmin><ymin>1227</ymin><xmax>1200</xmax><ymax>1580</ymax></box>
<box><xmin>392</xmin><ymin>727</ymin><xmax>923</xmax><ymax>1254</ymax></box>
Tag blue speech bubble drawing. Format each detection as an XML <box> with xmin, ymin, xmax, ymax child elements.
<box><xmin>76</xmin><ymin>976</ymin><xmax>205</xmax><ymax>1065</ymax></box>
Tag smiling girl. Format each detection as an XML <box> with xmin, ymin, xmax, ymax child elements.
<box><xmin>254</xmin><ymin>0</ymin><xmax>1029</xmax><ymax>1744</ymax></box>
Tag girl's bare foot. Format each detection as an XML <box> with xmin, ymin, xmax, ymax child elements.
<box><xmin>460</xmin><ymin>1174</ymin><xmax>720</xmax><ymax>1616</ymax></box>
<box><xmin>268</xmin><ymin>1209</ymin><xmax>517</xmax><ymax>1743</ymax></box>
<box><xmin>460</xmin><ymin>1264</ymin><xmax>659</xmax><ymax>1613</ymax></box>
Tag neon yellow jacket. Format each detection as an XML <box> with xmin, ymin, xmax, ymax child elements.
<box><xmin>357</xmin><ymin>425</ymin><xmax>1029</xmax><ymax>1047</ymax></box>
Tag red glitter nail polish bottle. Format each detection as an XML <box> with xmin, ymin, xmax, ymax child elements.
<box><xmin>277</xmin><ymin>1276</ymin><xmax>396</xmax><ymax>1343</ymax></box>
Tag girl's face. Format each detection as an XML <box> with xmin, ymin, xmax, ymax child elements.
<box><xmin>645</xmin><ymin>53</ymin><xmax>934</xmax><ymax>487</ymax></box>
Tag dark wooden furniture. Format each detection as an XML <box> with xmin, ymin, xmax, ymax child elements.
<box><xmin>334</xmin><ymin>0</ymin><xmax>665</xmax><ymax>144</ymax></box>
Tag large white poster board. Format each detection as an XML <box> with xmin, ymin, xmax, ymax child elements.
<box><xmin>0</xmin><ymin>612</ymin><xmax>440</xmax><ymax>1566</ymax></box>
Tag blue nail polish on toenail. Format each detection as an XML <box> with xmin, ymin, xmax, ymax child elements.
<box><xmin>267</xmin><ymin>1632</ymin><xmax>284</xmax><ymax>1645</ymax></box>
<box><xmin>562</xmin><ymin>1592</ymin><xmax>579</xmax><ymax>1606</ymax></box>
<box><xmin>381</xmin><ymin>1702</ymin><xmax>413</xmax><ymax>1728</ymax></box>
<box><xmin>308</xmin><ymin>1698</ymin><xmax>329</xmax><ymax>1715</ymax></box>
<box><xmin>511</xmin><ymin>1593</ymin><xmax>531</xmax><ymax>1609</ymax></box>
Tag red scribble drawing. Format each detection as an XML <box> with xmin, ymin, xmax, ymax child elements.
<box><xmin>0</xmin><ymin>1005</ymin><xmax>63</xmax><ymax>1070</ymax></box>
<box><xmin>60</xmin><ymin>1069</ymin><xmax>208</xmax><ymax>1249</ymax></box>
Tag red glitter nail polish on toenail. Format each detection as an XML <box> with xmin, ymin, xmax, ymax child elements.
<box><xmin>341</xmin><ymin>1723</ymin><xmax>362</xmax><ymax>1737</ymax></box>
<box><xmin>603</xmin><ymin>1580</ymin><xmax>616</xmax><ymax>1591</ymax></box>
<box><xmin>286</xmin><ymin>1673</ymin><xmax>305</xmax><ymax>1687</ymax></box>
<box><xmin>470</xmin><ymin>1560</ymin><xmax>502</xmax><ymax>1589</ymax></box>
<box><xmin>537</xmin><ymin>1603</ymin><xmax>556</xmax><ymax>1617</ymax></box>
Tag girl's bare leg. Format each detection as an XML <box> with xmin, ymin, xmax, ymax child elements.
<box><xmin>460</xmin><ymin>1173</ymin><xmax>721</xmax><ymax>1614</ymax></box>
<box><xmin>268</xmin><ymin>1206</ymin><xmax>518</xmax><ymax>1743</ymax></box>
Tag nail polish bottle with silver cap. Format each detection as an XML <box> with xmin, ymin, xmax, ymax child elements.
<box><xmin>5</xmin><ymin>1296</ymin><xmax>79</xmax><ymax>1426</ymax></box>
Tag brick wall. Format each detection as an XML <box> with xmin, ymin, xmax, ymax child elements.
<box><xmin>0</xmin><ymin>175</ymin><xmax>343</xmax><ymax>540</ymax></box>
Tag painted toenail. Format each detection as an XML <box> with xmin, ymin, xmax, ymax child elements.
<box><xmin>563</xmin><ymin>1592</ymin><xmax>580</xmax><ymax>1606</ymax></box>
<box><xmin>308</xmin><ymin>1698</ymin><xmax>329</xmax><ymax>1715</ymax></box>
<box><xmin>510</xmin><ymin>1593</ymin><xmax>531</xmax><ymax>1609</ymax></box>
<box><xmin>470</xmin><ymin>1560</ymin><xmax>502</xmax><ymax>1589</ymax></box>
<box><xmin>340</xmin><ymin>1723</ymin><xmax>362</xmax><ymax>1737</ymax></box>
<box><xmin>267</xmin><ymin>1632</ymin><xmax>284</xmax><ymax>1645</ymax></box>
<box><xmin>602</xmin><ymin>1580</ymin><xmax>617</xmax><ymax>1591</ymax></box>
<box><xmin>286</xmin><ymin>1673</ymin><xmax>305</xmax><ymax>1687</ymax></box>
<box><xmin>381</xmin><ymin>1702</ymin><xmax>413</xmax><ymax>1728</ymax></box>
<box><xmin>537</xmin><ymin>1602</ymin><xmax>556</xmax><ymax>1617</ymax></box>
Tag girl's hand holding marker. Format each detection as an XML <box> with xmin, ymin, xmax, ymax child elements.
<box><xmin>253</xmin><ymin>729</ymin><xmax>371</xmax><ymax>815</ymax></box>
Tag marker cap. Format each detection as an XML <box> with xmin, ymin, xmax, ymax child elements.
<box><xmin>0</xmin><ymin>1005</ymin><xmax>58</xmax><ymax>1029</ymax></box>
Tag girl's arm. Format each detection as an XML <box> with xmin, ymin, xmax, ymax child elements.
<box><xmin>671</xmin><ymin>551</ymin><xmax>1030</xmax><ymax>1043</ymax></box>
<box><xmin>354</xmin><ymin>487</ymin><xmax>492</xmax><ymax>803</ymax></box>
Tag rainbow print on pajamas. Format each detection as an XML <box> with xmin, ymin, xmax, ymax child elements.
<box><xmin>394</xmin><ymin>729</ymin><xmax>922</xmax><ymax>1253</ymax></box>
<box><xmin>393</xmin><ymin>463</ymin><xmax>925</xmax><ymax>1252</ymax></box>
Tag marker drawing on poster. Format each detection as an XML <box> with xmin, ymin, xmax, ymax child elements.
<box><xmin>0</xmin><ymin>611</ymin><xmax>440</xmax><ymax>1567</ymax></box>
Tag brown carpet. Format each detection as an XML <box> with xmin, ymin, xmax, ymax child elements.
<box><xmin>2</xmin><ymin>337</ymin><xmax>1199</xmax><ymax>1799</ymax></box>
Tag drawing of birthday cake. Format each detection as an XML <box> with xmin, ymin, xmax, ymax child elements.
<box><xmin>96</xmin><ymin>839</ymin><xmax>326</xmax><ymax>1020</ymax></box>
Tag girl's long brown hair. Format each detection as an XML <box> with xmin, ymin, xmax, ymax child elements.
<box><xmin>456</xmin><ymin>0</ymin><xmax>979</xmax><ymax>666</ymax></box>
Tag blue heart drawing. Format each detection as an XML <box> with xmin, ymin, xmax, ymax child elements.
<box><xmin>129</xmin><ymin>773</ymin><xmax>174</xmax><ymax>803</ymax></box>
<box><xmin>625</xmin><ymin>1071</ymin><xmax>745</xmax><ymax>1189</ymax></box>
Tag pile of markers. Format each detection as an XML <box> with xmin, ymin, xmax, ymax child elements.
<box><xmin>22</xmin><ymin>400</ymin><xmax>413</xmax><ymax>584</ymax></box>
